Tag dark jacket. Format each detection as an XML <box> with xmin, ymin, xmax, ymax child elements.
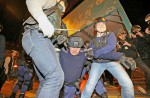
<box><xmin>0</xmin><ymin>34</ymin><xmax>5</xmax><ymax>65</ymax></box>
<box><xmin>59</xmin><ymin>50</ymin><xmax>86</xmax><ymax>83</ymax></box>
<box><xmin>118</xmin><ymin>40</ymin><xmax>138</xmax><ymax>59</ymax></box>
<box><xmin>129</xmin><ymin>34</ymin><xmax>150</xmax><ymax>58</ymax></box>
<box><xmin>91</xmin><ymin>32</ymin><xmax>123</xmax><ymax>60</ymax></box>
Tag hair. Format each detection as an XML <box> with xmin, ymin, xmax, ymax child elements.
<box><xmin>93</xmin><ymin>17</ymin><xmax>107</xmax><ymax>37</ymax></box>
<box><xmin>131</xmin><ymin>25</ymin><xmax>141</xmax><ymax>33</ymax></box>
<box><xmin>84</xmin><ymin>40</ymin><xmax>90</xmax><ymax>45</ymax></box>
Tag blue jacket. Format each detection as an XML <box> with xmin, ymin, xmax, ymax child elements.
<box><xmin>91</xmin><ymin>32</ymin><xmax>123</xmax><ymax>60</ymax></box>
<box><xmin>59</xmin><ymin>50</ymin><xmax>86</xmax><ymax>83</ymax></box>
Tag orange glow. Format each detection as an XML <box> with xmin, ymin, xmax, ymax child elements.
<box><xmin>6</xmin><ymin>4</ymin><xmax>20</xmax><ymax>19</ymax></box>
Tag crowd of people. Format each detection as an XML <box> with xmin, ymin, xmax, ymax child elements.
<box><xmin>0</xmin><ymin>0</ymin><xmax>150</xmax><ymax>98</ymax></box>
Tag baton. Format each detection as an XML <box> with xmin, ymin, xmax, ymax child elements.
<box><xmin>55</xmin><ymin>28</ymin><xmax>80</xmax><ymax>32</ymax></box>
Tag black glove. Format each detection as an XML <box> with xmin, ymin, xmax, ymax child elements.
<box><xmin>56</xmin><ymin>34</ymin><xmax>67</xmax><ymax>45</ymax></box>
<box><xmin>84</xmin><ymin>60</ymin><xmax>91</xmax><ymax>72</ymax></box>
<box><xmin>74</xmin><ymin>79</ymin><xmax>81</xmax><ymax>90</ymax></box>
<box><xmin>119</xmin><ymin>55</ymin><xmax>136</xmax><ymax>70</ymax></box>
<box><xmin>85</xmin><ymin>48</ymin><xmax>94</xmax><ymax>60</ymax></box>
<box><xmin>93</xmin><ymin>56</ymin><xmax>103</xmax><ymax>62</ymax></box>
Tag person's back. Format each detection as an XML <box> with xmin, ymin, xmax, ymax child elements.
<box><xmin>0</xmin><ymin>22</ymin><xmax>6</xmax><ymax>93</ymax></box>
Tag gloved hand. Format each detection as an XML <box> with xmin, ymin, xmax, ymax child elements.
<box><xmin>36</xmin><ymin>15</ymin><xmax>55</xmax><ymax>38</ymax></box>
<box><xmin>119</xmin><ymin>55</ymin><xmax>136</xmax><ymax>70</ymax></box>
<box><xmin>93</xmin><ymin>56</ymin><xmax>103</xmax><ymax>63</ymax></box>
<box><xmin>84</xmin><ymin>60</ymin><xmax>91</xmax><ymax>72</ymax></box>
<box><xmin>85</xmin><ymin>48</ymin><xmax>94</xmax><ymax>60</ymax></box>
<box><xmin>74</xmin><ymin>79</ymin><xmax>81</xmax><ymax>90</ymax></box>
<box><xmin>56</xmin><ymin>34</ymin><xmax>67</xmax><ymax>45</ymax></box>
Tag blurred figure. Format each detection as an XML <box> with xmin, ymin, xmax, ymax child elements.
<box><xmin>145</xmin><ymin>13</ymin><xmax>150</xmax><ymax>25</ymax></box>
<box><xmin>145</xmin><ymin>13</ymin><xmax>150</xmax><ymax>42</ymax></box>
<box><xmin>0</xmin><ymin>22</ymin><xmax>6</xmax><ymax>97</ymax></box>
<box><xmin>117</xmin><ymin>30</ymin><xmax>150</xmax><ymax>95</ymax></box>
<box><xmin>4</xmin><ymin>50</ymin><xmax>18</xmax><ymax>81</ymax></box>
<box><xmin>83</xmin><ymin>40</ymin><xmax>90</xmax><ymax>49</ymax></box>
<box><xmin>0</xmin><ymin>22</ymin><xmax>5</xmax><ymax>66</ymax></box>
<box><xmin>130</xmin><ymin>25</ymin><xmax>150</xmax><ymax>69</ymax></box>
<box><xmin>116</xmin><ymin>30</ymin><xmax>136</xmax><ymax>78</ymax></box>
<box><xmin>10</xmin><ymin>51</ymin><xmax>33</xmax><ymax>98</ymax></box>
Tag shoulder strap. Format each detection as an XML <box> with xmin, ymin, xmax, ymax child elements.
<box><xmin>23</xmin><ymin>3</ymin><xmax>60</xmax><ymax>25</ymax></box>
<box><xmin>92</xmin><ymin>32</ymin><xmax>110</xmax><ymax>49</ymax></box>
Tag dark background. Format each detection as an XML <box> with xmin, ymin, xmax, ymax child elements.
<box><xmin>0</xmin><ymin>0</ymin><xmax>149</xmax><ymax>46</ymax></box>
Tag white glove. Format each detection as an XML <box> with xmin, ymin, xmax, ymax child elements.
<box><xmin>36</xmin><ymin>14</ymin><xmax>54</xmax><ymax>38</ymax></box>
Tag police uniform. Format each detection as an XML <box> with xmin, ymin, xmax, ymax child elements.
<box><xmin>10</xmin><ymin>65</ymin><xmax>33</xmax><ymax>98</ymax></box>
<box><xmin>9</xmin><ymin>52</ymin><xmax>33</xmax><ymax>98</ymax></box>
<box><xmin>81</xmin><ymin>17</ymin><xmax>134</xmax><ymax>98</ymax></box>
<box><xmin>59</xmin><ymin>37</ymin><xmax>107</xmax><ymax>98</ymax></box>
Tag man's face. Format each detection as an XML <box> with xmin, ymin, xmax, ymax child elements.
<box><xmin>69</xmin><ymin>47</ymin><xmax>81</xmax><ymax>56</ymax></box>
<box><xmin>96</xmin><ymin>22</ymin><xmax>106</xmax><ymax>32</ymax></box>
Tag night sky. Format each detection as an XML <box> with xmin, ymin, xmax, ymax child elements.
<box><xmin>0</xmin><ymin>0</ymin><xmax>149</xmax><ymax>44</ymax></box>
<box><xmin>120</xmin><ymin>0</ymin><xmax>150</xmax><ymax>30</ymax></box>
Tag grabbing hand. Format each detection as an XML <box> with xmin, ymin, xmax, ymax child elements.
<box><xmin>85</xmin><ymin>48</ymin><xmax>94</xmax><ymax>60</ymax></box>
<box><xmin>120</xmin><ymin>55</ymin><xmax>136</xmax><ymax>70</ymax></box>
<box><xmin>74</xmin><ymin>79</ymin><xmax>81</xmax><ymax>89</ymax></box>
<box><xmin>56</xmin><ymin>34</ymin><xmax>67</xmax><ymax>45</ymax></box>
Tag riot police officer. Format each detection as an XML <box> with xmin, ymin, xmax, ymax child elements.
<box><xmin>22</xmin><ymin>0</ymin><xmax>67</xmax><ymax>97</ymax></box>
<box><xmin>81</xmin><ymin>17</ymin><xmax>134</xmax><ymax>98</ymax></box>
